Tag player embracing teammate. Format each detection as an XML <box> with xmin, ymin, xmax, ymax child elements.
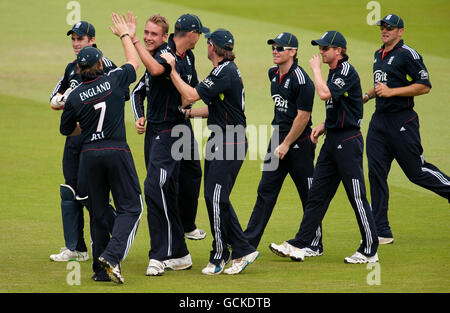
<box><xmin>49</xmin><ymin>10</ymin><xmax>449</xmax><ymax>283</ymax></box>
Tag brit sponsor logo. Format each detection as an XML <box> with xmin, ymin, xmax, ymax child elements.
<box><xmin>374</xmin><ymin>70</ymin><xmax>388</xmax><ymax>83</ymax></box>
<box><xmin>272</xmin><ymin>94</ymin><xmax>288</xmax><ymax>110</ymax></box>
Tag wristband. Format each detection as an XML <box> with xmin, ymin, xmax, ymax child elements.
<box><xmin>364</xmin><ymin>93</ymin><xmax>371</xmax><ymax>101</ymax></box>
<box><xmin>120</xmin><ymin>33</ymin><xmax>130</xmax><ymax>39</ymax></box>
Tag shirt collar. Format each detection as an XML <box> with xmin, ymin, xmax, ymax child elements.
<box><xmin>275</xmin><ymin>59</ymin><xmax>298</xmax><ymax>75</ymax></box>
<box><xmin>218</xmin><ymin>58</ymin><xmax>232</xmax><ymax>65</ymax></box>
<box><xmin>380</xmin><ymin>39</ymin><xmax>404</xmax><ymax>51</ymax></box>
<box><xmin>337</xmin><ymin>55</ymin><xmax>349</xmax><ymax>66</ymax></box>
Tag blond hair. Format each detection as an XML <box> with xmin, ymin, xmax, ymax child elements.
<box><xmin>146</xmin><ymin>14</ymin><xmax>169</xmax><ymax>34</ymax></box>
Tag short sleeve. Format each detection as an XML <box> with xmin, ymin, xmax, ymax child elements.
<box><xmin>327</xmin><ymin>65</ymin><xmax>357</xmax><ymax>99</ymax></box>
<box><xmin>108</xmin><ymin>64</ymin><xmax>137</xmax><ymax>88</ymax></box>
<box><xmin>60</xmin><ymin>99</ymin><xmax>77</xmax><ymax>136</ymax></box>
<box><xmin>195</xmin><ymin>69</ymin><xmax>230</xmax><ymax>106</ymax></box>
<box><xmin>295</xmin><ymin>80</ymin><xmax>315</xmax><ymax>112</ymax></box>
<box><xmin>404</xmin><ymin>53</ymin><xmax>432</xmax><ymax>88</ymax></box>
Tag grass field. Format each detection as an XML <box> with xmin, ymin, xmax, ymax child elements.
<box><xmin>0</xmin><ymin>0</ymin><xmax>449</xmax><ymax>294</ymax></box>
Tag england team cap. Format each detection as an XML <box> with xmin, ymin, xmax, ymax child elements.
<box><xmin>267</xmin><ymin>32</ymin><xmax>298</xmax><ymax>49</ymax></box>
<box><xmin>311</xmin><ymin>30</ymin><xmax>347</xmax><ymax>48</ymax></box>
<box><xmin>376</xmin><ymin>14</ymin><xmax>404</xmax><ymax>28</ymax></box>
<box><xmin>67</xmin><ymin>21</ymin><xmax>96</xmax><ymax>37</ymax></box>
<box><xmin>77</xmin><ymin>46</ymin><xmax>102</xmax><ymax>68</ymax></box>
<box><xmin>206</xmin><ymin>28</ymin><xmax>234</xmax><ymax>51</ymax></box>
<box><xmin>175</xmin><ymin>14</ymin><xmax>210</xmax><ymax>34</ymax></box>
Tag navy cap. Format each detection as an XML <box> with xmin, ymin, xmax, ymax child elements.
<box><xmin>175</xmin><ymin>14</ymin><xmax>210</xmax><ymax>34</ymax></box>
<box><xmin>267</xmin><ymin>32</ymin><xmax>298</xmax><ymax>49</ymax></box>
<box><xmin>77</xmin><ymin>46</ymin><xmax>102</xmax><ymax>68</ymax></box>
<box><xmin>311</xmin><ymin>31</ymin><xmax>347</xmax><ymax>48</ymax></box>
<box><xmin>67</xmin><ymin>21</ymin><xmax>95</xmax><ymax>37</ymax></box>
<box><xmin>206</xmin><ymin>28</ymin><xmax>234</xmax><ymax>51</ymax></box>
<box><xmin>376</xmin><ymin>14</ymin><xmax>404</xmax><ymax>28</ymax></box>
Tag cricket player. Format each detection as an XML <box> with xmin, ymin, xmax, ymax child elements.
<box><xmin>363</xmin><ymin>14</ymin><xmax>450</xmax><ymax>244</ymax></box>
<box><xmin>49</xmin><ymin>21</ymin><xmax>117</xmax><ymax>265</ymax></box>
<box><xmin>270</xmin><ymin>31</ymin><xmax>379</xmax><ymax>264</ymax></box>
<box><xmin>59</xmin><ymin>13</ymin><xmax>142</xmax><ymax>284</ymax></box>
<box><xmin>244</xmin><ymin>32</ymin><xmax>322</xmax><ymax>256</ymax></box>
<box><xmin>161</xmin><ymin>28</ymin><xmax>259</xmax><ymax>275</ymax></box>
<box><xmin>126</xmin><ymin>12</ymin><xmax>209</xmax><ymax>276</ymax></box>
<box><xmin>129</xmin><ymin>12</ymin><xmax>206</xmax><ymax>243</ymax></box>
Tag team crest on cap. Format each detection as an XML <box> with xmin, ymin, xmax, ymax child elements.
<box><xmin>75</xmin><ymin>22</ymin><xmax>82</xmax><ymax>28</ymax></box>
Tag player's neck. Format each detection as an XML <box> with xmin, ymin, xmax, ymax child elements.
<box><xmin>329</xmin><ymin>55</ymin><xmax>343</xmax><ymax>70</ymax></box>
<box><xmin>173</xmin><ymin>37</ymin><xmax>189</xmax><ymax>56</ymax></box>
<box><xmin>384</xmin><ymin>38</ymin><xmax>401</xmax><ymax>53</ymax></box>
<box><xmin>212</xmin><ymin>55</ymin><xmax>224</xmax><ymax>67</ymax></box>
<box><xmin>278</xmin><ymin>60</ymin><xmax>293</xmax><ymax>76</ymax></box>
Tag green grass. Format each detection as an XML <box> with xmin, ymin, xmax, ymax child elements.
<box><xmin>0</xmin><ymin>0</ymin><xmax>449</xmax><ymax>293</ymax></box>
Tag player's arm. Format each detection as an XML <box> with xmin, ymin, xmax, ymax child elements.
<box><xmin>110</xmin><ymin>13</ymin><xmax>139</xmax><ymax>72</ymax></box>
<box><xmin>123</xmin><ymin>11</ymin><xmax>166</xmax><ymax>76</ymax></box>
<box><xmin>309</xmin><ymin>54</ymin><xmax>332</xmax><ymax>100</ymax></box>
<box><xmin>184</xmin><ymin>106</ymin><xmax>209</xmax><ymax>118</ymax></box>
<box><xmin>275</xmin><ymin>110</ymin><xmax>311</xmax><ymax>160</ymax></box>
<box><xmin>374</xmin><ymin>82</ymin><xmax>430</xmax><ymax>98</ymax></box>
<box><xmin>363</xmin><ymin>87</ymin><xmax>376</xmax><ymax>103</ymax></box>
<box><xmin>50</xmin><ymin>87</ymin><xmax>74</xmax><ymax>110</ymax></box>
<box><xmin>310</xmin><ymin>122</ymin><xmax>326</xmax><ymax>144</ymax></box>
<box><xmin>131</xmin><ymin>75</ymin><xmax>147</xmax><ymax>134</ymax></box>
<box><xmin>50</xmin><ymin>66</ymin><xmax>73</xmax><ymax>110</ymax></box>
<box><xmin>69</xmin><ymin>122</ymin><xmax>82</xmax><ymax>136</ymax></box>
<box><xmin>160</xmin><ymin>52</ymin><xmax>200</xmax><ymax>105</ymax></box>
<box><xmin>60</xmin><ymin>100</ymin><xmax>81</xmax><ymax>136</ymax></box>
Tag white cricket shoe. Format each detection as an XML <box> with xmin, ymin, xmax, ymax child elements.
<box><xmin>50</xmin><ymin>247</ymin><xmax>89</xmax><ymax>262</ymax></box>
<box><xmin>146</xmin><ymin>259</ymin><xmax>164</xmax><ymax>276</ymax></box>
<box><xmin>163</xmin><ymin>254</ymin><xmax>192</xmax><ymax>271</ymax></box>
<box><xmin>269</xmin><ymin>242</ymin><xmax>305</xmax><ymax>262</ymax></box>
<box><xmin>378</xmin><ymin>237</ymin><xmax>394</xmax><ymax>245</ymax></box>
<box><xmin>360</xmin><ymin>237</ymin><xmax>394</xmax><ymax>245</ymax></box>
<box><xmin>344</xmin><ymin>252</ymin><xmax>379</xmax><ymax>264</ymax></box>
<box><xmin>202</xmin><ymin>261</ymin><xmax>226</xmax><ymax>275</ymax></box>
<box><xmin>98</xmin><ymin>256</ymin><xmax>124</xmax><ymax>284</ymax></box>
<box><xmin>224</xmin><ymin>251</ymin><xmax>259</xmax><ymax>275</ymax></box>
<box><xmin>304</xmin><ymin>247</ymin><xmax>323</xmax><ymax>257</ymax></box>
<box><xmin>185</xmin><ymin>228</ymin><xmax>207</xmax><ymax>240</ymax></box>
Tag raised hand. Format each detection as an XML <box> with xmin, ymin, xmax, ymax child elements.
<box><xmin>110</xmin><ymin>12</ymin><xmax>130</xmax><ymax>38</ymax></box>
<box><xmin>124</xmin><ymin>10</ymin><xmax>137</xmax><ymax>40</ymax></box>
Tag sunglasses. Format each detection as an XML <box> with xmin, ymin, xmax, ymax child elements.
<box><xmin>271</xmin><ymin>46</ymin><xmax>295</xmax><ymax>52</ymax></box>
<box><xmin>319</xmin><ymin>46</ymin><xmax>338</xmax><ymax>51</ymax></box>
<box><xmin>380</xmin><ymin>25</ymin><xmax>397</xmax><ymax>31</ymax></box>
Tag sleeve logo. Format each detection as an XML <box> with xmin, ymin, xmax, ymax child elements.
<box><xmin>333</xmin><ymin>77</ymin><xmax>346</xmax><ymax>88</ymax></box>
<box><xmin>419</xmin><ymin>70</ymin><xmax>429</xmax><ymax>80</ymax></box>
<box><xmin>202</xmin><ymin>78</ymin><xmax>214</xmax><ymax>88</ymax></box>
